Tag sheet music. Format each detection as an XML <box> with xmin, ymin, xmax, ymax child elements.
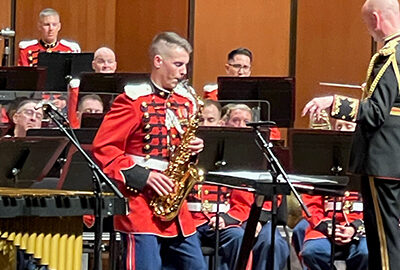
<box><xmin>207</xmin><ymin>171</ymin><xmax>338</xmax><ymax>184</ymax></box>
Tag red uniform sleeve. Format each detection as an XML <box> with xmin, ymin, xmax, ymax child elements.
<box><xmin>269</xmin><ymin>127</ymin><xmax>281</xmax><ymax>140</ymax></box>
<box><xmin>303</xmin><ymin>194</ymin><xmax>329</xmax><ymax>228</ymax></box>
<box><xmin>18</xmin><ymin>49</ymin><xmax>28</xmax><ymax>66</ymax></box>
<box><xmin>92</xmin><ymin>93</ymin><xmax>149</xmax><ymax>190</ymax></box>
<box><xmin>67</xmin><ymin>86</ymin><xmax>80</xmax><ymax>129</ymax></box>
<box><xmin>225</xmin><ymin>189</ymin><xmax>254</xmax><ymax>223</ymax></box>
<box><xmin>203</xmin><ymin>89</ymin><xmax>218</xmax><ymax>101</ymax></box>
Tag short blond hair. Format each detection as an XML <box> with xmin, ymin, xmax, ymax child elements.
<box><xmin>221</xmin><ymin>103</ymin><xmax>253</xmax><ymax>123</ymax></box>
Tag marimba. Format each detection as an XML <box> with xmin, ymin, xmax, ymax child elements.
<box><xmin>0</xmin><ymin>187</ymin><xmax>127</xmax><ymax>270</ymax></box>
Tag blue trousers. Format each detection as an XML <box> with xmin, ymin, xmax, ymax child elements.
<box><xmin>301</xmin><ymin>237</ymin><xmax>368</xmax><ymax>270</ymax></box>
<box><xmin>121</xmin><ymin>232</ymin><xmax>207</xmax><ymax>270</ymax></box>
<box><xmin>292</xmin><ymin>218</ymin><xmax>309</xmax><ymax>256</ymax></box>
<box><xmin>197</xmin><ymin>223</ymin><xmax>244</xmax><ymax>270</ymax></box>
<box><xmin>251</xmin><ymin>222</ymin><xmax>290</xmax><ymax>270</ymax></box>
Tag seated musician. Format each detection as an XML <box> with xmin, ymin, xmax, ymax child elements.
<box><xmin>212</xmin><ymin>103</ymin><xmax>289</xmax><ymax>269</ymax></box>
<box><xmin>9</xmin><ymin>99</ymin><xmax>43</xmax><ymax>137</ymax></box>
<box><xmin>293</xmin><ymin>109</ymin><xmax>367</xmax><ymax>269</ymax></box>
<box><xmin>291</xmin><ymin>110</ymin><xmax>357</xmax><ymax>266</ymax></box>
<box><xmin>203</xmin><ymin>47</ymin><xmax>281</xmax><ymax>139</ymax></box>
<box><xmin>299</xmin><ymin>193</ymin><xmax>368</xmax><ymax>270</ymax></box>
<box><xmin>203</xmin><ymin>47</ymin><xmax>253</xmax><ymax>101</ymax></box>
<box><xmin>199</xmin><ymin>99</ymin><xmax>223</xmax><ymax>126</ymax></box>
<box><xmin>75</xmin><ymin>94</ymin><xmax>104</xmax><ymax>123</ymax></box>
<box><xmin>18</xmin><ymin>8</ymin><xmax>80</xmax><ymax>67</ymax></box>
<box><xmin>68</xmin><ymin>47</ymin><xmax>117</xmax><ymax>128</ymax></box>
<box><xmin>226</xmin><ymin>104</ymin><xmax>289</xmax><ymax>270</ymax></box>
<box><xmin>190</xmin><ymin>100</ymin><xmax>252</xmax><ymax>270</ymax></box>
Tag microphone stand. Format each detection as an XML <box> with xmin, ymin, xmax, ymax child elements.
<box><xmin>41</xmin><ymin>104</ymin><xmax>124</xmax><ymax>270</ymax></box>
<box><xmin>235</xmin><ymin>123</ymin><xmax>310</xmax><ymax>270</ymax></box>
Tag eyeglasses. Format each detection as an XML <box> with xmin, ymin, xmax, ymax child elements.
<box><xmin>20</xmin><ymin>109</ymin><xmax>43</xmax><ymax>120</ymax></box>
<box><xmin>228</xmin><ymin>63</ymin><xmax>251</xmax><ymax>72</ymax></box>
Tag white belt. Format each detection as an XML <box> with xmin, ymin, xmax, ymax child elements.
<box><xmin>128</xmin><ymin>154</ymin><xmax>168</xmax><ymax>171</ymax></box>
<box><xmin>187</xmin><ymin>202</ymin><xmax>230</xmax><ymax>213</ymax></box>
<box><xmin>324</xmin><ymin>201</ymin><xmax>363</xmax><ymax>212</ymax></box>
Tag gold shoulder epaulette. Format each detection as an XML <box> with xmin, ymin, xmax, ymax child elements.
<box><xmin>124</xmin><ymin>83</ymin><xmax>153</xmax><ymax>100</ymax></box>
<box><xmin>379</xmin><ymin>37</ymin><xmax>400</xmax><ymax>56</ymax></box>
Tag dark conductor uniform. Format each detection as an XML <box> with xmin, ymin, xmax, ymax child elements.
<box><xmin>329</xmin><ymin>33</ymin><xmax>400</xmax><ymax>269</ymax></box>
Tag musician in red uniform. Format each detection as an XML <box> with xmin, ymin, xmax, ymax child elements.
<box><xmin>92</xmin><ymin>32</ymin><xmax>206</xmax><ymax>270</ymax></box>
<box><xmin>203</xmin><ymin>48</ymin><xmax>253</xmax><ymax>101</ymax></box>
<box><xmin>207</xmin><ymin>103</ymin><xmax>289</xmax><ymax>269</ymax></box>
<box><xmin>189</xmin><ymin>99</ymin><xmax>253</xmax><ymax>269</ymax></box>
<box><xmin>300</xmin><ymin>193</ymin><xmax>368</xmax><ymax>269</ymax></box>
<box><xmin>67</xmin><ymin>47</ymin><xmax>117</xmax><ymax>128</ymax></box>
<box><xmin>203</xmin><ymin>48</ymin><xmax>281</xmax><ymax>140</ymax></box>
<box><xmin>18</xmin><ymin>8</ymin><xmax>80</xmax><ymax>67</ymax></box>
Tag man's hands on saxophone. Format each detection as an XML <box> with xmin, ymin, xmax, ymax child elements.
<box><xmin>147</xmin><ymin>137</ymin><xmax>204</xmax><ymax>196</ymax></box>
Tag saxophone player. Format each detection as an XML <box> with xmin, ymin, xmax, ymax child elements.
<box><xmin>92</xmin><ymin>32</ymin><xmax>206</xmax><ymax>270</ymax></box>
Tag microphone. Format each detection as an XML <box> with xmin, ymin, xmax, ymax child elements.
<box><xmin>246</xmin><ymin>121</ymin><xmax>276</xmax><ymax>128</ymax></box>
<box><xmin>0</xmin><ymin>28</ymin><xmax>15</xmax><ymax>37</ymax></box>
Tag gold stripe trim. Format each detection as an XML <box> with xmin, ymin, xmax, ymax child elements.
<box><xmin>390</xmin><ymin>107</ymin><xmax>400</xmax><ymax>116</ymax></box>
<box><xmin>369</xmin><ymin>176</ymin><xmax>390</xmax><ymax>269</ymax></box>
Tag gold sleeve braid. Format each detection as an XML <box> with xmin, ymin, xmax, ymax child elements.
<box><xmin>331</xmin><ymin>95</ymin><xmax>359</xmax><ymax>122</ymax></box>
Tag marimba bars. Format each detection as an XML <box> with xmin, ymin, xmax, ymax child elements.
<box><xmin>0</xmin><ymin>187</ymin><xmax>127</xmax><ymax>270</ymax></box>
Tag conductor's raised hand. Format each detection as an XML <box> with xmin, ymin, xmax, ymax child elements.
<box><xmin>301</xmin><ymin>96</ymin><xmax>334</xmax><ymax>120</ymax></box>
<box><xmin>147</xmin><ymin>171</ymin><xmax>174</xmax><ymax>196</ymax></box>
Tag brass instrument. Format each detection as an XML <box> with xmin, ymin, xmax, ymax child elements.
<box><xmin>150</xmin><ymin>81</ymin><xmax>204</xmax><ymax>221</ymax></box>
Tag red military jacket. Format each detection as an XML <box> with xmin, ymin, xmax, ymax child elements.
<box><xmin>303</xmin><ymin>192</ymin><xmax>364</xmax><ymax>241</ymax></box>
<box><xmin>189</xmin><ymin>184</ymin><xmax>254</xmax><ymax>228</ymax></box>
<box><xmin>92</xmin><ymin>81</ymin><xmax>200</xmax><ymax>237</ymax></box>
<box><xmin>18</xmin><ymin>39</ymin><xmax>81</xmax><ymax>67</ymax></box>
<box><xmin>67</xmin><ymin>79</ymin><xmax>81</xmax><ymax>128</ymax></box>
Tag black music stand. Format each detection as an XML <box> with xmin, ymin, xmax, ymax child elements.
<box><xmin>81</xmin><ymin>113</ymin><xmax>105</xmax><ymax>128</ymax></box>
<box><xmin>26</xmin><ymin>128</ymin><xmax>102</xmax><ymax>190</ymax></box>
<box><xmin>289</xmin><ymin>129</ymin><xmax>358</xmax><ymax>191</ymax></box>
<box><xmin>0</xmin><ymin>66</ymin><xmax>47</xmax><ymax>91</ymax></box>
<box><xmin>0</xmin><ymin>67</ymin><xmax>47</xmax><ymax>105</ymax></box>
<box><xmin>197</xmin><ymin>126</ymin><xmax>297</xmax><ymax>270</ymax></box>
<box><xmin>197</xmin><ymin>126</ymin><xmax>269</xmax><ymax>172</ymax></box>
<box><xmin>218</xmin><ymin>76</ymin><xmax>295</xmax><ymax>127</ymax></box>
<box><xmin>78</xmin><ymin>72</ymin><xmax>150</xmax><ymax>112</ymax></box>
<box><xmin>0</xmin><ymin>136</ymin><xmax>68</xmax><ymax>188</ymax></box>
<box><xmin>79</xmin><ymin>72</ymin><xmax>150</xmax><ymax>93</ymax></box>
<box><xmin>289</xmin><ymin>128</ymin><xmax>357</xmax><ymax>269</ymax></box>
<box><xmin>38</xmin><ymin>52</ymin><xmax>94</xmax><ymax>91</ymax></box>
<box><xmin>197</xmin><ymin>126</ymin><xmax>271</xmax><ymax>269</ymax></box>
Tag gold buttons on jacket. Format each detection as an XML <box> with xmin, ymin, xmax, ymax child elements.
<box><xmin>144</xmin><ymin>134</ymin><xmax>151</xmax><ymax>142</ymax></box>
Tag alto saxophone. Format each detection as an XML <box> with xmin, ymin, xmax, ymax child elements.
<box><xmin>149</xmin><ymin>81</ymin><xmax>204</xmax><ymax>221</ymax></box>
